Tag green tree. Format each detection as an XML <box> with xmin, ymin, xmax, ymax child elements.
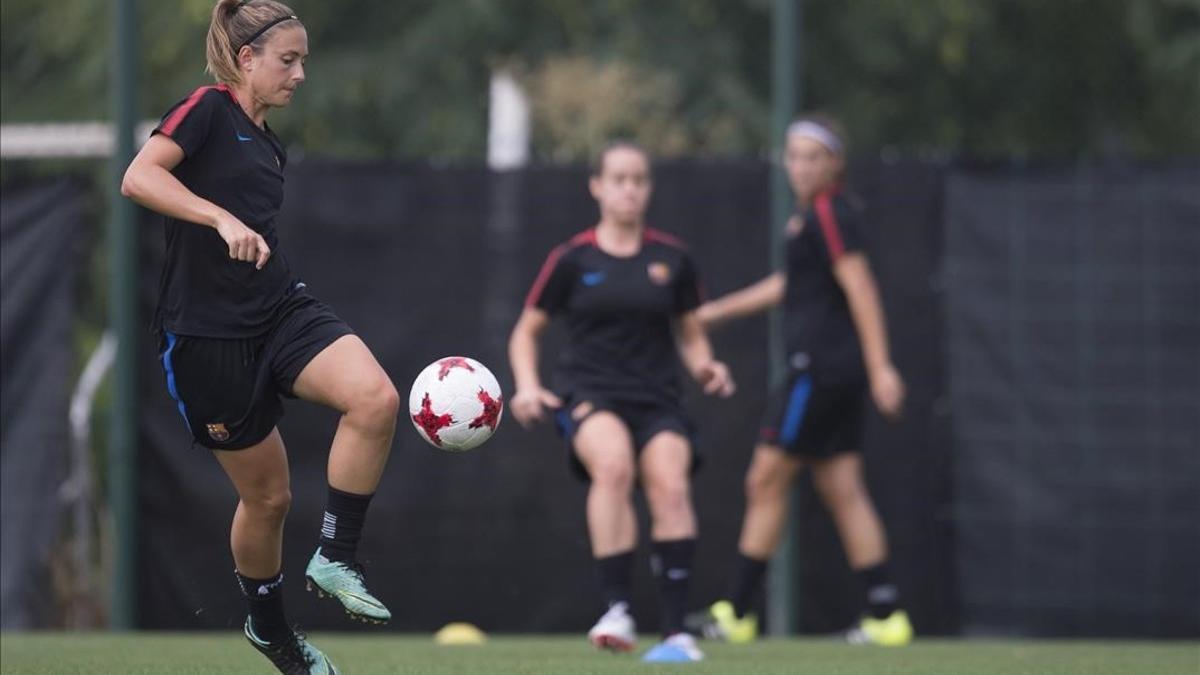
<box><xmin>801</xmin><ymin>0</ymin><xmax>1200</xmax><ymax>157</ymax></box>
<box><xmin>2</xmin><ymin>0</ymin><xmax>1196</xmax><ymax>161</ymax></box>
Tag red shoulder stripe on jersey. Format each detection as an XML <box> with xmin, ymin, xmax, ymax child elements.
<box><xmin>569</xmin><ymin>229</ymin><xmax>598</xmax><ymax>247</ymax></box>
<box><xmin>644</xmin><ymin>227</ymin><xmax>688</xmax><ymax>249</ymax></box>
<box><xmin>160</xmin><ymin>86</ymin><xmax>220</xmax><ymax>137</ymax></box>
<box><xmin>524</xmin><ymin>230</ymin><xmax>597</xmax><ymax>307</ymax></box>
<box><xmin>216</xmin><ymin>83</ymin><xmax>238</xmax><ymax>104</ymax></box>
<box><xmin>160</xmin><ymin>84</ymin><xmax>237</xmax><ymax>136</ymax></box>
<box><xmin>813</xmin><ymin>192</ymin><xmax>846</xmax><ymax>261</ymax></box>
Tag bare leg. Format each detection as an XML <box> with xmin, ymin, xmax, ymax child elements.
<box><xmin>292</xmin><ymin>335</ymin><xmax>399</xmax><ymax>494</ymax></box>
<box><xmin>573</xmin><ymin>412</ymin><xmax>638</xmax><ymax>556</ymax></box>
<box><xmin>811</xmin><ymin>452</ymin><xmax>887</xmax><ymax>568</ymax></box>
<box><xmin>213</xmin><ymin>430</ymin><xmax>294</xmax><ymax>644</ymax></box>
<box><xmin>291</xmin><ymin>335</ymin><xmax>399</xmax><ymax>621</ymax></box>
<box><xmin>213</xmin><ymin>428</ymin><xmax>291</xmax><ymax>578</ymax></box>
<box><xmin>737</xmin><ymin>443</ymin><xmax>802</xmax><ymax>559</ymax></box>
<box><xmin>639</xmin><ymin>431</ymin><xmax>697</xmax><ymax>541</ymax></box>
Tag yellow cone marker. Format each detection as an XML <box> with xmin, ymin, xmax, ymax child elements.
<box><xmin>435</xmin><ymin>622</ymin><xmax>487</xmax><ymax>645</ymax></box>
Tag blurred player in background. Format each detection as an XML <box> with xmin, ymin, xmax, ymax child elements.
<box><xmin>508</xmin><ymin>142</ymin><xmax>736</xmax><ymax>663</ymax></box>
<box><xmin>691</xmin><ymin>114</ymin><xmax>913</xmax><ymax>646</ymax></box>
<box><xmin>121</xmin><ymin>1</ymin><xmax>399</xmax><ymax>671</ymax></box>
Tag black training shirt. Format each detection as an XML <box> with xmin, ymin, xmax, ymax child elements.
<box><xmin>526</xmin><ymin>228</ymin><xmax>703</xmax><ymax>406</ymax></box>
<box><xmin>783</xmin><ymin>188</ymin><xmax>867</xmax><ymax>384</ymax></box>
<box><xmin>152</xmin><ymin>84</ymin><xmax>297</xmax><ymax>337</ymax></box>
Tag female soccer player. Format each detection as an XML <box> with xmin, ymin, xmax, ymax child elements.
<box><xmin>508</xmin><ymin>142</ymin><xmax>735</xmax><ymax>663</ymax></box>
<box><xmin>694</xmin><ymin>114</ymin><xmax>913</xmax><ymax>646</ymax></box>
<box><xmin>121</xmin><ymin>2</ymin><xmax>398</xmax><ymax>671</ymax></box>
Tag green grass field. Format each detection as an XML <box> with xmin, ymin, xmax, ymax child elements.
<box><xmin>2</xmin><ymin>633</ymin><xmax>1197</xmax><ymax>675</ymax></box>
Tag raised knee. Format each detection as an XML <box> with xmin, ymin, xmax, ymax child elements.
<box><xmin>349</xmin><ymin>378</ymin><xmax>400</xmax><ymax>432</ymax></box>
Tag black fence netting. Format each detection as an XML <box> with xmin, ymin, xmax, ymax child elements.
<box><xmin>944</xmin><ymin>162</ymin><xmax>1200</xmax><ymax>637</ymax></box>
<box><xmin>0</xmin><ymin>178</ymin><xmax>90</xmax><ymax>628</ymax></box>
<box><xmin>133</xmin><ymin>159</ymin><xmax>953</xmax><ymax>634</ymax></box>
<box><xmin>111</xmin><ymin>158</ymin><xmax>1200</xmax><ymax>637</ymax></box>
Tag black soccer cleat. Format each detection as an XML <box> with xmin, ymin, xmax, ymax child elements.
<box><xmin>244</xmin><ymin>617</ymin><xmax>339</xmax><ymax>675</ymax></box>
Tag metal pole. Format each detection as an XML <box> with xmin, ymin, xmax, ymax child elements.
<box><xmin>767</xmin><ymin>0</ymin><xmax>800</xmax><ymax>637</ymax></box>
<box><xmin>66</xmin><ymin>332</ymin><xmax>118</xmax><ymax>628</ymax></box>
<box><xmin>109</xmin><ymin>0</ymin><xmax>139</xmax><ymax>630</ymax></box>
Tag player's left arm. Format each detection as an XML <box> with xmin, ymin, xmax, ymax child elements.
<box><xmin>674</xmin><ymin>312</ymin><xmax>736</xmax><ymax>398</ymax></box>
<box><xmin>832</xmin><ymin>253</ymin><xmax>905</xmax><ymax>419</ymax></box>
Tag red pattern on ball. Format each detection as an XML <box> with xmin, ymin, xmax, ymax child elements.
<box><xmin>469</xmin><ymin>388</ymin><xmax>503</xmax><ymax>430</ymax></box>
<box><xmin>412</xmin><ymin>392</ymin><xmax>454</xmax><ymax>445</ymax></box>
<box><xmin>437</xmin><ymin>357</ymin><xmax>475</xmax><ymax>381</ymax></box>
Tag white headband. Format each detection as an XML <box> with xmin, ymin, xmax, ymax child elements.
<box><xmin>787</xmin><ymin>120</ymin><xmax>842</xmax><ymax>155</ymax></box>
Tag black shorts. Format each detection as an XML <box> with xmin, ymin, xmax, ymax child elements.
<box><xmin>554</xmin><ymin>394</ymin><xmax>697</xmax><ymax>482</ymax></box>
<box><xmin>157</xmin><ymin>289</ymin><xmax>353</xmax><ymax>450</ymax></box>
<box><xmin>758</xmin><ymin>370</ymin><xmax>866</xmax><ymax>458</ymax></box>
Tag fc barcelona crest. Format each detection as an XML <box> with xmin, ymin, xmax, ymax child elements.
<box><xmin>647</xmin><ymin>261</ymin><xmax>671</xmax><ymax>285</ymax></box>
<box><xmin>206</xmin><ymin>423</ymin><xmax>230</xmax><ymax>443</ymax></box>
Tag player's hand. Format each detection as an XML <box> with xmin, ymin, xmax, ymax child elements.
<box><xmin>510</xmin><ymin>386</ymin><xmax>563</xmax><ymax>428</ymax></box>
<box><xmin>214</xmin><ymin>213</ymin><xmax>271</xmax><ymax>269</ymax></box>
<box><xmin>695</xmin><ymin>360</ymin><xmax>736</xmax><ymax>398</ymax></box>
<box><xmin>870</xmin><ymin>363</ymin><xmax>905</xmax><ymax>420</ymax></box>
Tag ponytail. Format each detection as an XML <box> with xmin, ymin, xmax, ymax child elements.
<box><xmin>205</xmin><ymin>0</ymin><xmax>300</xmax><ymax>85</ymax></box>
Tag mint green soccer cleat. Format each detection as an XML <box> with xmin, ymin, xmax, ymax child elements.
<box><xmin>305</xmin><ymin>548</ymin><xmax>391</xmax><ymax>624</ymax></box>
<box><xmin>244</xmin><ymin>617</ymin><xmax>339</xmax><ymax>675</ymax></box>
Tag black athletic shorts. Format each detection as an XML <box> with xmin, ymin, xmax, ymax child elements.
<box><xmin>758</xmin><ymin>369</ymin><xmax>866</xmax><ymax>458</ymax></box>
<box><xmin>157</xmin><ymin>286</ymin><xmax>353</xmax><ymax>450</ymax></box>
<box><xmin>554</xmin><ymin>393</ymin><xmax>698</xmax><ymax>482</ymax></box>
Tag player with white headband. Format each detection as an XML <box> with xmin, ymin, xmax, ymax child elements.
<box><xmin>691</xmin><ymin>113</ymin><xmax>914</xmax><ymax>647</ymax></box>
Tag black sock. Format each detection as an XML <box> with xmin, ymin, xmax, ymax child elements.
<box><xmin>319</xmin><ymin>485</ymin><xmax>373</xmax><ymax>563</ymax></box>
<box><xmin>730</xmin><ymin>553</ymin><xmax>768</xmax><ymax>619</ymax></box>
<box><xmin>651</xmin><ymin>538</ymin><xmax>696</xmax><ymax>637</ymax></box>
<box><xmin>595</xmin><ymin>550</ymin><xmax>634</xmax><ymax>609</ymax></box>
<box><xmin>236</xmin><ymin>570</ymin><xmax>288</xmax><ymax>643</ymax></box>
<box><xmin>857</xmin><ymin>560</ymin><xmax>900</xmax><ymax>619</ymax></box>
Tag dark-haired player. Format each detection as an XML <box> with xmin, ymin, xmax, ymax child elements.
<box><xmin>508</xmin><ymin>142</ymin><xmax>735</xmax><ymax>663</ymax></box>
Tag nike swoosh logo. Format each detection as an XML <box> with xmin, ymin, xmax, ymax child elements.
<box><xmin>236</xmin><ymin>133</ymin><xmax>252</xmax><ymax>142</ymax></box>
<box><xmin>581</xmin><ymin>271</ymin><xmax>606</xmax><ymax>286</ymax></box>
<box><xmin>337</xmin><ymin>590</ymin><xmax>387</xmax><ymax>610</ymax></box>
<box><xmin>244</xmin><ymin>624</ymin><xmax>271</xmax><ymax>647</ymax></box>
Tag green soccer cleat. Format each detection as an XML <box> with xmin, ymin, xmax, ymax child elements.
<box><xmin>846</xmin><ymin>610</ymin><xmax>914</xmax><ymax>646</ymax></box>
<box><xmin>244</xmin><ymin>617</ymin><xmax>338</xmax><ymax>675</ymax></box>
<box><xmin>305</xmin><ymin>548</ymin><xmax>391</xmax><ymax>624</ymax></box>
<box><xmin>694</xmin><ymin>600</ymin><xmax>758</xmax><ymax>644</ymax></box>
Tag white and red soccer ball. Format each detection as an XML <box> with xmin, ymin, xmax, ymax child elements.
<box><xmin>408</xmin><ymin>356</ymin><xmax>503</xmax><ymax>451</ymax></box>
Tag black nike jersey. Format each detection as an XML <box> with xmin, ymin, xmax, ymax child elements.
<box><xmin>783</xmin><ymin>188</ymin><xmax>867</xmax><ymax>384</ymax></box>
<box><xmin>151</xmin><ymin>84</ymin><xmax>298</xmax><ymax>337</ymax></box>
<box><xmin>526</xmin><ymin>228</ymin><xmax>704</xmax><ymax>405</ymax></box>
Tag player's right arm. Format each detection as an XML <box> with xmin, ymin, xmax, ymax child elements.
<box><xmin>696</xmin><ymin>271</ymin><xmax>785</xmax><ymax>330</ymax></box>
<box><xmin>507</xmin><ymin>307</ymin><xmax>562</xmax><ymax>428</ymax></box>
<box><xmin>121</xmin><ymin>134</ymin><xmax>271</xmax><ymax>269</ymax></box>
